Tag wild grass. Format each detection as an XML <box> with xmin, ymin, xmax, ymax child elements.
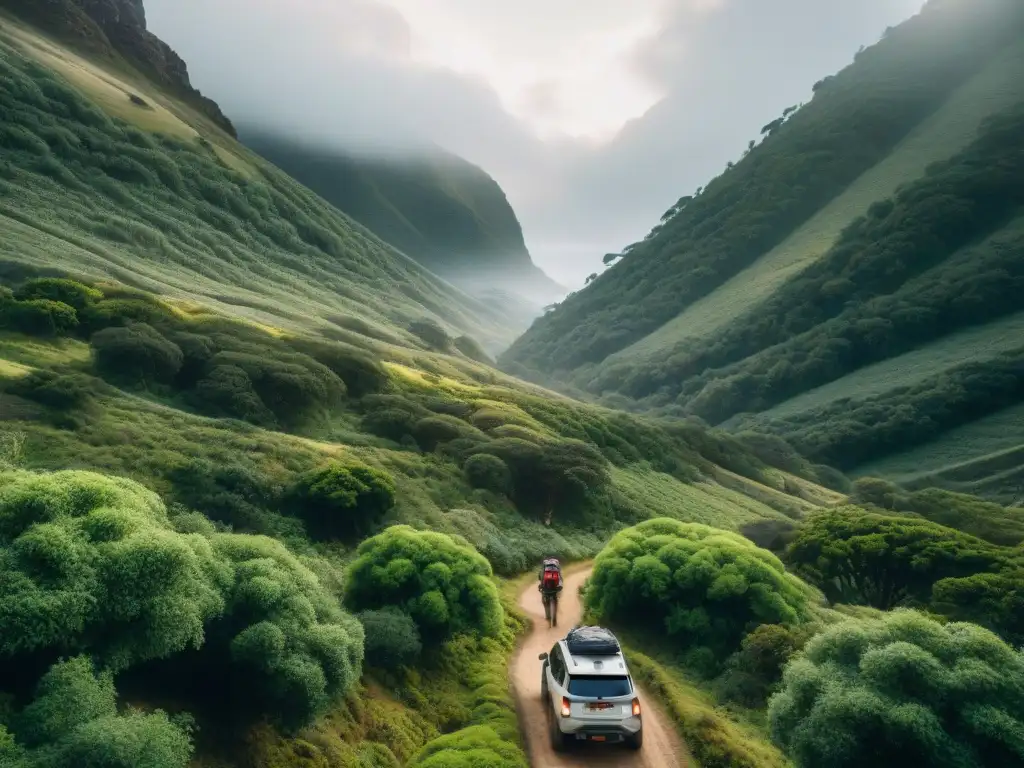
<box><xmin>612</xmin><ymin>37</ymin><xmax>1024</xmax><ymax>369</ymax></box>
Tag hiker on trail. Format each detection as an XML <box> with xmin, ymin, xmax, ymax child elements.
<box><xmin>538</xmin><ymin>558</ymin><xmax>563</xmax><ymax>627</ymax></box>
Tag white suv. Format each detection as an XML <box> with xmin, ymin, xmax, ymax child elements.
<box><xmin>538</xmin><ymin>630</ymin><xmax>643</xmax><ymax>751</ymax></box>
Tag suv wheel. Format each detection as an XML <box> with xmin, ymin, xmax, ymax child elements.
<box><xmin>548</xmin><ymin>709</ymin><xmax>569</xmax><ymax>752</ymax></box>
<box><xmin>540</xmin><ymin>672</ymin><xmax>548</xmax><ymax>702</ymax></box>
<box><xmin>626</xmin><ymin>728</ymin><xmax>643</xmax><ymax>751</ymax></box>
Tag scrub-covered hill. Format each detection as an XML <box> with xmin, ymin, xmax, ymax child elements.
<box><xmin>501</xmin><ymin>0</ymin><xmax>1024</xmax><ymax>500</ymax></box>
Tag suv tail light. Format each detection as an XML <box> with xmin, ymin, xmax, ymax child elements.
<box><xmin>560</xmin><ymin>697</ymin><xmax>571</xmax><ymax>717</ymax></box>
<box><xmin>632</xmin><ymin>698</ymin><xmax>642</xmax><ymax>717</ymax></box>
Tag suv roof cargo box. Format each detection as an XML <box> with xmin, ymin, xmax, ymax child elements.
<box><xmin>566</xmin><ymin>626</ymin><xmax>620</xmax><ymax>656</ymax></box>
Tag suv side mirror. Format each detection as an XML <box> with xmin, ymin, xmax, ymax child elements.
<box><xmin>538</xmin><ymin>652</ymin><xmax>548</xmax><ymax>661</ymax></box>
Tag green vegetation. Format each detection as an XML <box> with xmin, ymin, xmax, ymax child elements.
<box><xmin>768</xmin><ymin>610</ymin><xmax>1024</xmax><ymax>767</ymax></box>
<box><xmin>241</xmin><ymin>131</ymin><xmax>556</xmax><ymax>298</ymax></box>
<box><xmin>345</xmin><ymin>526</ymin><xmax>503</xmax><ymax>643</ymax></box>
<box><xmin>626</xmin><ymin>648</ymin><xmax>789</xmax><ymax>768</ymax></box>
<box><xmin>586</xmin><ymin>518</ymin><xmax>816</xmax><ymax>670</ymax></box>
<box><xmin>503</xmin><ymin>0</ymin><xmax>1024</xmax><ymax>374</ymax></box>
<box><xmin>0</xmin><ymin>20</ymin><xmax>519</xmax><ymax>352</ymax></box>
<box><xmin>500</xmin><ymin>0</ymin><xmax>1024</xmax><ymax>500</ymax></box>
<box><xmin>287</xmin><ymin>462</ymin><xmax>396</xmax><ymax>542</ymax></box>
<box><xmin>786</xmin><ymin>507</ymin><xmax>1024</xmax><ymax>643</ymax></box>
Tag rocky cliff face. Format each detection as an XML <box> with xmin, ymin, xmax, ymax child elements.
<box><xmin>0</xmin><ymin>0</ymin><xmax>235</xmax><ymax>136</ymax></box>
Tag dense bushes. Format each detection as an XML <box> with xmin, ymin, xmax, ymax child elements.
<box><xmin>92</xmin><ymin>322</ymin><xmax>184</xmax><ymax>386</ymax></box>
<box><xmin>0</xmin><ymin>469</ymin><xmax>226</xmax><ymax>670</ymax></box>
<box><xmin>287</xmin><ymin>462</ymin><xmax>396</xmax><ymax>541</ymax></box>
<box><xmin>850</xmin><ymin>478</ymin><xmax>1024</xmax><ymax>546</ymax></box>
<box><xmin>5</xmin><ymin>656</ymin><xmax>193</xmax><ymax>768</ymax></box>
<box><xmin>463</xmin><ymin>453</ymin><xmax>511</xmax><ymax>493</ymax></box>
<box><xmin>586</xmin><ymin>519</ymin><xmax>815</xmax><ymax>666</ymax></box>
<box><xmin>408</xmin><ymin>725</ymin><xmax>526</xmax><ymax>768</ymax></box>
<box><xmin>0</xmin><ymin>469</ymin><xmax>364</xmax><ymax>740</ymax></box>
<box><xmin>0</xmin><ymin>297</ymin><xmax>78</xmax><ymax>337</ymax></box>
<box><xmin>345</xmin><ymin>526</ymin><xmax>503</xmax><ymax>642</ymax></box>
<box><xmin>768</xmin><ymin>610</ymin><xmax>1024</xmax><ymax>767</ymax></box>
<box><xmin>786</xmin><ymin>507</ymin><xmax>1024</xmax><ymax>643</ymax></box>
<box><xmin>359</xmin><ymin>608</ymin><xmax>423</xmax><ymax>670</ymax></box>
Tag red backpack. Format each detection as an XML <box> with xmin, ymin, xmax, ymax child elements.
<box><xmin>542</xmin><ymin>559</ymin><xmax>562</xmax><ymax>590</ymax></box>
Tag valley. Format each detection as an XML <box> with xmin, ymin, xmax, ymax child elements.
<box><xmin>0</xmin><ymin>0</ymin><xmax>1022</xmax><ymax>767</ymax></box>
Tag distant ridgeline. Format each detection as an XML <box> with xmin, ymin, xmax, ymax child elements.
<box><xmin>501</xmin><ymin>0</ymin><xmax>1024</xmax><ymax>502</ymax></box>
<box><xmin>242</xmin><ymin>131</ymin><xmax>562</xmax><ymax>308</ymax></box>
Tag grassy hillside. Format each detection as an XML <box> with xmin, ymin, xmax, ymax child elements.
<box><xmin>501</xmin><ymin>0</ymin><xmax>1024</xmax><ymax>499</ymax></box>
<box><xmin>0</xmin><ymin>14</ymin><xmax>533</xmax><ymax>353</ymax></box>
<box><xmin>242</xmin><ymin>131</ymin><xmax>561</xmax><ymax>303</ymax></box>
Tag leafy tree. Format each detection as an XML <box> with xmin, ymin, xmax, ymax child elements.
<box><xmin>786</xmin><ymin>507</ymin><xmax>1009</xmax><ymax>609</ymax></box>
<box><xmin>463</xmin><ymin>454</ymin><xmax>511</xmax><ymax>494</ymax></box>
<box><xmin>10</xmin><ymin>656</ymin><xmax>193</xmax><ymax>768</ymax></box>
<box><xmin>768</xmin><ymin>609</ymin><xmax>1024</xmax><ymax>768</ymax></box>
<box><xmin>91</xmin><ymin>322</ymin><xmax>183</xmax><ymax>386</ymax></box>
<box><xmin>714</xmin><ymin>623</ymin><xmax>813</xmax><ymax>708</ymax></box>
<box><xmin>345</xmin><ymin>525</ymin><xmax>503</xmax><ymax>642</ymax></box>
<box><xmin>359</xmin><ymin>608</ymin><xmax>422</xmax><ymax>669</ymax></box>
<box><xmin>287</xmin><ymin>462</ymin><xmax>396</xmax><ymax>541</ymax></box>
<box><xmin>0</xmin><ymin>469</ymin><xmax>226</xmax><ymax>671</ymax></box>
<box><xmin>586</xmin><ymin>518</ymin><xmax>815</xmax><ymax>664</ymax></box>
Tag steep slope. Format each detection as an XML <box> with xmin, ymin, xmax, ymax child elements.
<box><xmin>242</xmin><ymin>130</ymin><xmax>562</xmax><ymax>304</ymax></box>
<box><xmin>501</xmin><ymin>0</ymin><xmax>1024</xmax><ymax>499</ymax></box>
<box><xmin>0</xmin><ymin>12</ymin><xmax>527</xmax><ymax>352</ymax></box>
<box><xmin>0</xmin><ymin>0</ymin><xmax>234</xmax><ymax>134</ymax></box>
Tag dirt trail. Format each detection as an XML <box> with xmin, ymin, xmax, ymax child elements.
<box><xmin>511</xmin><ymin>568</ymin><xmax>688</xmax><ymax>767</ymax></box>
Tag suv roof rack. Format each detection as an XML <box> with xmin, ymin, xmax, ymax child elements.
<box><xmin>565</xmin><ymin>625</ymin><xmax>621</xmax><ymax>657</ymax></box>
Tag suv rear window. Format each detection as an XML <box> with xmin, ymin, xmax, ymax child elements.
<box><xmin>567</xmin><ymin>675</ymin><xmax>632</xmax><ymax>698</ymax></box>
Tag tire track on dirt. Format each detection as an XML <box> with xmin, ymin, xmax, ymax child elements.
<box><xmin>510</xmin><ymin>568</ymin><xmax>689</xmax><ymax>767</ymax></box>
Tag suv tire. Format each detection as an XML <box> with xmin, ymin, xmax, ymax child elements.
<box><xmin>548</xmin><ymin>709</ymin><xmax>570</xmax><ymax>752</ymax></box>
<box><xmin>626</xmin><ymin>728</ymin><xmax>643</xmax><ymax>751</ymax></box>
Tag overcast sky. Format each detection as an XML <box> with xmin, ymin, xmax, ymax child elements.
<box><xmin>146</xmin><ymin>0</ymin><xmax>924</xmax><ymax>288</ymax></box>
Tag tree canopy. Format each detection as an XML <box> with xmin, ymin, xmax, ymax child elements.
<box><xmin>768</xmin><ymin>609</ymin><xmax>1024</xmax><ymax>768</ymax></box>
<box><xmin>345</xmin><ymin>525</ymin><xmax>503</xmax><ymax>642</ymax></box>
<box><xmin>586</xmin><ymin>518</ymin><xmax>816</xmax><ymax>664</ymax></box>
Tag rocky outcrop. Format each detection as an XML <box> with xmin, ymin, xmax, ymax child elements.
<box><xmin>0</xmin><ymin>0</ymin><xmax>236</xmax><ymax>136</ymax></box>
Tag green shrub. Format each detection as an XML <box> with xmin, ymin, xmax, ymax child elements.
<box><xmin>286</xmin><ymin>338</ymin><xmax>389</xmax><ymax>396</ymax></box>
<box><xmin>1</xmin><ymin>299</ymin><xmax>78</xmax><ymax>337</ymax></box>
<box><xmin>167</xmin><ymin>457</ymin><xmax>283</xmax><ymax>534</ymax></box>
<box><xmin>201</xmin><ymin>350</ymin><xmax>344</xmax><ymax>427</ymax></box>
<box><xmin>208</xmin><ymin>534</ymin><xmax>365</xmax><ymax>730</ymax></box>
<box><xmin>473</xmin><ymin>437</ymin><xmax>610</xmax><ymax>523</ymax></box>
<box><xmin>345</xmin><ymin>526</ymin><xmax>502</xmax><ymax>641</ymax></box>
<box><xmin>413</xmin><ymin>416</ymin><xmax>487</xmax><ymax>451</ymax></box>
<box><xmin>586</xmin><ymin>518</ymin><xmax>815</xmax><ymax>665</ymax></box>
<box><xmin>7</xmin><ymin>371</ymin><xmax>97</xmax><ymax>411</ymax></box>
<box><xmin>408</xmin><ymin>725</ymin><xmax>526</xmax><ymax>768</ymax></box>
<box><xmin>407</xmin><ymin>319</ymin><xmax>451</xmax><ymax>351</ymax></box>
<box><xmin>91</xmin><ymin>322</ymin><xmax>183</xmax><ymax>386</ymax></box>
<box><xmin>359</xmin><ymin>608</ymin><xmax>422</xmax><ymax>669</ymax></box>
<box><xmin>0</xmin><ymin>470</ymin><xmax>226</xmax><ymax>671</ymax></box>
<box><xmin>453</xmin><ymin>335</ymin><xmax>493</xmax><ymax>365</ymax></box>
<box><xmin>462</xmin><ymin>454</ymin><xmax>511</xmax><ymax>494</ymax></box>
<box><xmin>713</xmin><ymin>623</ymin><xmax>814</xmax><ymax>708</ymax></box>
<box><xmin>287</xmin><ymin>462</ymin><xmax>396</xmax><ymax>541</ymax></box>
<box><xmin>192</xmin><ymin>364</ymin><xmax>275</xmax><ymax>425</ymax></box>
<box><xmin>768</xmin><ymin>610</ymin><xmax>1024</xmax><ymax>767</ymax></box>
<box><xmin>15</xmin><ymin>277</ymin><xmax>101</xmax><ymax>314</ymax></box>
<box><xmin>11</xmin><ymin>656</ymin><xmax>192</xmax><ymax>768</ymax></box>
<box><xmin>81</xmin><ymin>298</ymin><xmax>174</xmax><ymax>333</ymax></box>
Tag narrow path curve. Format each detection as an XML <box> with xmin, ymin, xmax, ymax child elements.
<box><xmin>510</xmin><ymin>568</ymin><xmax>689</xmax><ymax>767</ymax></box>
